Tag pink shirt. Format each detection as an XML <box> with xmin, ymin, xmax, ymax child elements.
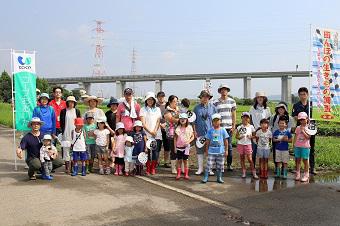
<box><xmin>114</xmin><ymin>134</ymin><xmax>127</xmax><ymax>158</ymax></box>
<box><xmin>175</xmin><ymin>125</ymin><xmax>193</xmax><ymax>148</ymax></box>
<box><xmin>294</xmin><ymin>126</ymin><xmax>310</xmax><ymax>148</ymax></box>
<box><xmin>116</xmin><ymin>102</ymin><xmax>141</xmax><ymax>132</ymax></box>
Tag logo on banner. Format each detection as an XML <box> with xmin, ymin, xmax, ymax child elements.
<box><xmin>17</xmin><ymin>56</ymin><xmax>32</xmax><ymax>69</ymax></box>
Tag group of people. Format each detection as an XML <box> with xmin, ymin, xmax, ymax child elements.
<box><xmin>16</xmin><ymin>85</ymin><xmax>316</xmax><ymax>184</ymax></box>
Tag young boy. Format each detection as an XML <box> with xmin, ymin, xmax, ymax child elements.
<box><xmin>201</xmin><ymin>113</ymin><xmax>229</xmax><ymax>184</ymax></box>
<box><xmin>84</xmin><ymin>112</ymin><xmax>97</xmax><ymax>173</ymax></box>
<box><xmin>256</xmin><ymin>118</ymin><xmax>272</xmax><ymax>179</ymax></box>
<box><xmin>272</xmin><ymin>116</ymin><xmax>292</xmax><ymax>179</ymax></box>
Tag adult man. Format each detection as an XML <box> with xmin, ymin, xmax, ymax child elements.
<box><xmin>156</xmin><ymin>91</ymin><xmax>170</xmax><ymax>167</ymax></box>
<box><xmin>49</xmin><ymin>87</ymin><xmax>66</xmax><ymax>137</ymax></box>
<box><xmin>213</xmin><ymin>84</ymin><xmax>236</xmax><ymax>171</ymax></box>
<box><xmin>116</xmin><ymin>88</ymin><xmax>141</xmax><ymax>134</ymax></box>
<box><xmin>193</xmin><ymin>90</ymin><xmax>217</xmax><ymax>175</ymax></box>
<box><xmin>292</xmin><ymin>87</ymin><xmax>316</xmax><ymax>175</ymax></box>
<box><xmin>16</xmin><ymin>117</ymin><xmax>64</xmax><ymax>180</ymax></box>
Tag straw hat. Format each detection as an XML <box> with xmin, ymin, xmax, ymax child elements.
<box><xmin>66</xmin><ymin>96</ymin><xmax>77</xmax><ymax>103</ymax></box>
<box><xmin>255</xmin><ymin>91</ymin><xmax>266</xmax><ymax>97</ymax></box>
<box><xmin>84</xmin><ymin>95</ymin><xmax>103</xmax><ymax>105</ymax></box>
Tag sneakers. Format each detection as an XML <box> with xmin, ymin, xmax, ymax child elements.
<box><xmin>252</xmin><ymin>170</ymin><xmax>259</xmax><ymax>180</ymax></box>
<box><xmin>301</xmin><ymin>173</ymin><xmax>309</xmax><ymax>182</ymax></box>
<box><xmin>42</xmin><ymin>174</ymin><xmax>53</xmax><ymax>180</ymax></box>
<box><xmin>295</xmin><ymin>171</ymin><xmax>301</xmax><ymax>181</ymax></box>
<box><xmin>29</xmin><ymin>174</ymin><xmax>37</xmax><ymax>180</ymax></box>
<box><xmin>105</xmin><ymin>167</ymin><xmax>111</xmax><ymax>175</ymax></box>
<box><xmin>209</xmin><ymin>171</ymin><xmax>215</xmax><ymax>176</ymax></box>
<box><xmin>226</xmin><ymin>165</ymin><xmax>233</xmax><ymax>172</ymax></box>
<box><xmin>241</xmin><ymin>169</ymin><xmax>246</xmax><ymax>178</ymax></box>
<box><xmin>99</xmin><ymin>167</ymin><xmax>105</xmax><ymax>175</ymax></box>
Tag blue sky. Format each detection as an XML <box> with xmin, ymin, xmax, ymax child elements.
<box><xmin>1</xmin><ymin>0</ymin><xmax>340</xmax><ymax>98</ymax></box>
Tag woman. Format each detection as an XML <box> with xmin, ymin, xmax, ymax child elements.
<box><xmin>140</xmin><ymin>92</ymin><xmax>162</xmax><ymax>175</ymax></box>
<box><xmin>84</xmin><ymin>95</ymin><xmax>105</xmax><ymax>122</ymax></box>
<box><xmin>269</xmin><ymin>101</ymin><xmax>295</xmax><ymax>174</ymax></box>
<box><xmin>60</xmin><ymin>96</ymin><xmax>81</xmax><ymax>174</ymax></box>
<box><xmin>249</xmin><ymin>91</ymin><xmax>271</xmax><ymax>167</ymax></box>
<box><xmin>164</xmin><ymin>95</ymin><xmax>180</xmax><ymax>173</ymax></box>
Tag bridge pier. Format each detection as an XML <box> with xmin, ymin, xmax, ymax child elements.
<box><xmin>155</xmin><ymin>80</ymin><xmax>163</xmax><ymax>94</ymax></box>
<box><xmin>116</xmin><ymin>81</ymin><xmax>126</xmax><ymax>98</ymax></box>
<box><xmin>78</xmin><ymin>82</ymin><xmax>91</xmax><ymax>95</ymax></box>
<box><xmin>243</xmin><ymin>76</ymin><xmax>251</xmax><ymax>99</ymax></box>
<box><xmin>281</xmin><ymin>75</ymin><xmax>292</xmax><ymax>104</ymax></box>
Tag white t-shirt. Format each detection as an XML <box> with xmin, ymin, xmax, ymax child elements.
<box><xmin>72</xmin><ymin>130</ymin><xmax>86</xmax><ymax>152</ymax></box>
<box><xmin>140</xmin><ymin>106</ymin><xmax>162</xmax><ymax>140</ymax></box>
<box><xmin>237</xmin><ymin>124</ymin><xmax>255</xmax><ymax>145</ymax></box>
<box><xmin>249</xmin><ymin>106</ymin><xmax>271</xmax><ymax>129</ymax></box>
<box><xmin>94</xmin><ymin>129</ymin><xmax>110</xmax><ymax>146</ymax></box>
<box><xmin>256</xmin><ymin>129</ymin><xmax>272</xmax><ymax>149</ymax></box>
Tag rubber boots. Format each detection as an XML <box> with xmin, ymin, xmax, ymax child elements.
<box><xmin>216</xmin><ymin>170</ymin><xmax>224</xmax><ymax>183</ymax></box>
<box><xmin>146</xmin><ymin>161</ymin><xmax>151</xmax><ymax>175</ymax></box>
<box><xmin>184</xmin><ymin>168</ymin><xmax>190</xmax><ymax>180</ymax></box>
<box><xmin>282</xmin><ymin>168</ymin><xmax>288</xmax><ymax>180</ymax></box>
<box><xmin>151</xmin><ymin>160</ymin><xmax>157</xmax><ymax>175</ymax></box>
<box><xmin>71</xmin><ymin>165</ymin><xmax>78</xmax><ymax>176</ymax></box>
<box><xmin>81</xmin><ymin>166</ymin><xmax>86</xmax><ymax>176</ymax></box>
<box><xmin>176</xmin><ymin>168</ymin><xmax>181</xmax><ymax>180</ymax></box>
<box><xmin>171</xmin><ymin>160</ymin><xmax>177</xmax><ymax>174</ymax></box>
<box><xmin>195</xmin><ymin>154</ymin><xmax>204</xmax><ymax>175</ymax></box>
<box><xmin>275</xmin><ymin>168</ymin><xmax>281</xmax><ymax>178</ymax></box>
<box><xmin>201</xmin><ymin>170</ymin><xmax>209</xmax><ymax>183</ymax></box>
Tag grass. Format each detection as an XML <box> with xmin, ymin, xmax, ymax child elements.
<box><xmin>0</xmin><ymin>102</ymin><xmax>13</xmax><ymax>127</ymax></box>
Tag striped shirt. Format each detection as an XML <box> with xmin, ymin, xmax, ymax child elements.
<box><xmin>212</xmin><ymin>97</ymin><xmax>237</xmax><ymax>129</ymax></box>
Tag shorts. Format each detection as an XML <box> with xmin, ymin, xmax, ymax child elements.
<box><xmin>176</xmin><ymin>149</ymin><xmax>189</xmax><ymax>160</ymax></box>
<box><xmin>62</xmin><ymin>147</ymin><xmax>72</xmax><ymax>161</ymax></box>
<box><xmin>96</xmin><ymin>145</ymin><xmax>108</xmax><ymax>155</ymax></box>
<box><xmin>86</xmin><ymin>144</ymin><xmax>96</xmax><ymax>159</ymax></box>
<box><xmin>73</xmin><ymin>151</ymin><xmax>87</xmax><ymax>161</ymax></box>
<box><xmin>115</xmin><ymin>157</ymin><xmax>124</xmax><ymax>165</ymax></box>
<box><xmin>294</xmin><ymin>147</ymin><xmax>310</xmax><ymax>160</ymax></box>
<box><xmin>275</xmin><ymin>150</ymin><xmax>289</xmax><ymax>163</ymax></box>
<box><xmin>237</xmin><ymin>144</ymin><xmax>252</xmax><ymax>155</ymax></box>
<box><xmin>206</xmin><ymin>154</ymin><xmax>225</xmax><ymax>172</ymax></box>
<box><xmin>257</xmin><ymin>148</ymin><xmax>270</xmax><ymax>158</ymax></box>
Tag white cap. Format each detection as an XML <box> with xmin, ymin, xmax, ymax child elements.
<box><xmin>144</xmin><ymin>92</ymin><xmax>156</xmax><ymax>102</ymax></box>
<box><xmin>211</xmin><ymin>113</ymin><xmax>221</xmax><ymax>120</ymax></box>
<box><xmin>133</xmin><ymin>120</ymin><xmax>143</xmax><ymax>128</ymax></box>
<box><xmin>42</xmin><ymin>134</ymin><xmax>52</xmax><ymax>140</ymax></box>
<box><xmin>96</xmin><ymin>117</ymin><xmax>107</xmax><ymax>123</ymax></box>
<box><xmin>115</xmin><ymin>122</ymin><xmax>125</xmax><ymax>131</ymax></box>
<box><xmin>179</xmin><ymin>113</ymin><xmax>188</xmax><ymax>119</ymax></box>
<box><xmin>125</xmin><ymin>136</ymin><xmax>134</xmax><ymax>143</ymax></box>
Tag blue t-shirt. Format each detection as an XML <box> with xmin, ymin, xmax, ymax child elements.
<box><xmin>205</xmin><ymin>128</ymin><xmax>229</xmax><ymax>155</ymax></box>
<box><xmin>273</xmin><ymin>129</ymin><xmax>292</xmax><ymax>151</ymax></box>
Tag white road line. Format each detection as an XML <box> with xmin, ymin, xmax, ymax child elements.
<box><xmin>136</xmin><ymin>176</ymin><xmax>240</xmax><ymax>214</ymax></box>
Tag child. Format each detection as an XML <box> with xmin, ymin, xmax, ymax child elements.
<box><xmin>174</xmin><ymin>113</ymin><xmax>194</xmax><ymax>180</ymax></box>
<box><xmin>180</xmin><ymin>98</ymin><xmax>190</xmax><ymax>113</ymax></box>
<box><xmin>255</xmin><ymin>118</ymin><xmax>272</xmax><ymax>179</ymax></box>
<box><xmin>71</xmin><ymin>118</ymin><xmax>87</xmax><ymax>176</ymax></box>
<box><xmin>293</xmin><ymin>112</ymin><xmax>311</xmax><ymax>182</ymax></box>
<box><xmin>84</xmin><ymin>112</ymin><xmax>97</xmax><ymax>173</ymax></box>
<box><xmin>40</xmin><ymin>134</ymin><xmax>57</xmax><ymax>180</ymax></box>
<box><xmin>201</xmin><ymin>113</ymin><xmax>229</xmax><ymax>184</ymax></box>
<box><xmin>124</xmin><ymin>136</ymin><xmax>135</xmax><ymax>176</ymax></box>
<box><xmin>272</xmin><ymin>116</ymin><xmax>293</xmax><ymax>179</ymax></box>
<box><xmin>94</xmin><ymin>117</ymin><xmax>111</xmax><ymax>175</ymax></box>
<box><xmin>112</xmin><ymin>122</ymin><xmax>127</xmax><ymax>176</ymax></box>
<box><xmin>236</xmin><ymin>112</ymin><xmax>258</xmax><ymax>179</ymax></box>
<box><xmin>131</xmin><ymin>120</ymin><xmax>147</xmax><ymax>176</ymax></box>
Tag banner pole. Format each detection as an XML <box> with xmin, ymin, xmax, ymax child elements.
<box><xmin>309</xmin><ymin>24</ymin><xmax>312</xmax><ymax>118</ymax></box>
<box><xmin>11</xmin><ymin>49</ymin><xmax>17</xmax><ymax>171</ymax></box>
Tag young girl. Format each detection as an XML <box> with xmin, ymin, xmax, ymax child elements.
<box><xmin>124</xmin><ymin>136</ymin><xmax>135</xmax><ymax>176</ymax></box>
<box><xmin>236</xmin><ymin>112</ymin><xmax>258</xmax><ymax>179</ymax></box>
<box><xmin>71</xmin><ymin>118</ymin><xmax>87</xmax><ymax>176</ymax></box>
<box><xmin>174</xmin><ymin>113</ymin><xmax>194</xmax><ymax>180</ymax></box>
<box><xmin>40</xmin><ymin>134</ymin><xmax>57</xmax><ymax>180</ymax></box>
<box><xmin>131</xmin><ymin>120</ymin><xmax>147</xmax><ymax>176</ymax></box>
<box><xmin>84</xmin><ymin>112</ymin><xmax>96</xmax><ymax>173</ymax></box>
<box><xmin>255</xmin><ymin>119</ymin><xmax>272</xmax><ymax>179</ymax></box>
<box><xmin>94</xmin><ymin>117</ymin><xmax>110</xmax><ymax>175</ymax></box>
<box><xmin>293</xmin><ymin>112</ymin><xmax>311</xmax><ymax>182</ymax></box>
<box><xmin>112</xmin><ymin>122</ymin><xmax>127</xmax><ymax>176</ymax></box>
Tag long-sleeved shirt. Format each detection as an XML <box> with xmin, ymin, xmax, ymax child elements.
<box><xmin>32</xmin><ymin>105</ymin><xmax>56</xmax><ymax>134</ymax></box>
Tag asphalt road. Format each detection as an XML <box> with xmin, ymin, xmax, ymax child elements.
<box><xmin>0</xmin><ymin>126</ymin><xmax>339</xmax><ymax>226</ymax></box>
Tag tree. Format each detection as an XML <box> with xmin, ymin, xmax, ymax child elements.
<box><xmin>36</xmin><ymin>77</ymin><xmax>51</xmax><ymax>93</ymax></box>
<box><xmin>0</xmin><ymin>70</ymin><xmax>12</xmax><ymax>103</ymax></box>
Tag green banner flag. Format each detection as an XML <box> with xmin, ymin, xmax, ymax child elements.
<box><xmin>12</xmin><ymin>51</ymin><xmax>36</xmax><ymax>131</ymax></box>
